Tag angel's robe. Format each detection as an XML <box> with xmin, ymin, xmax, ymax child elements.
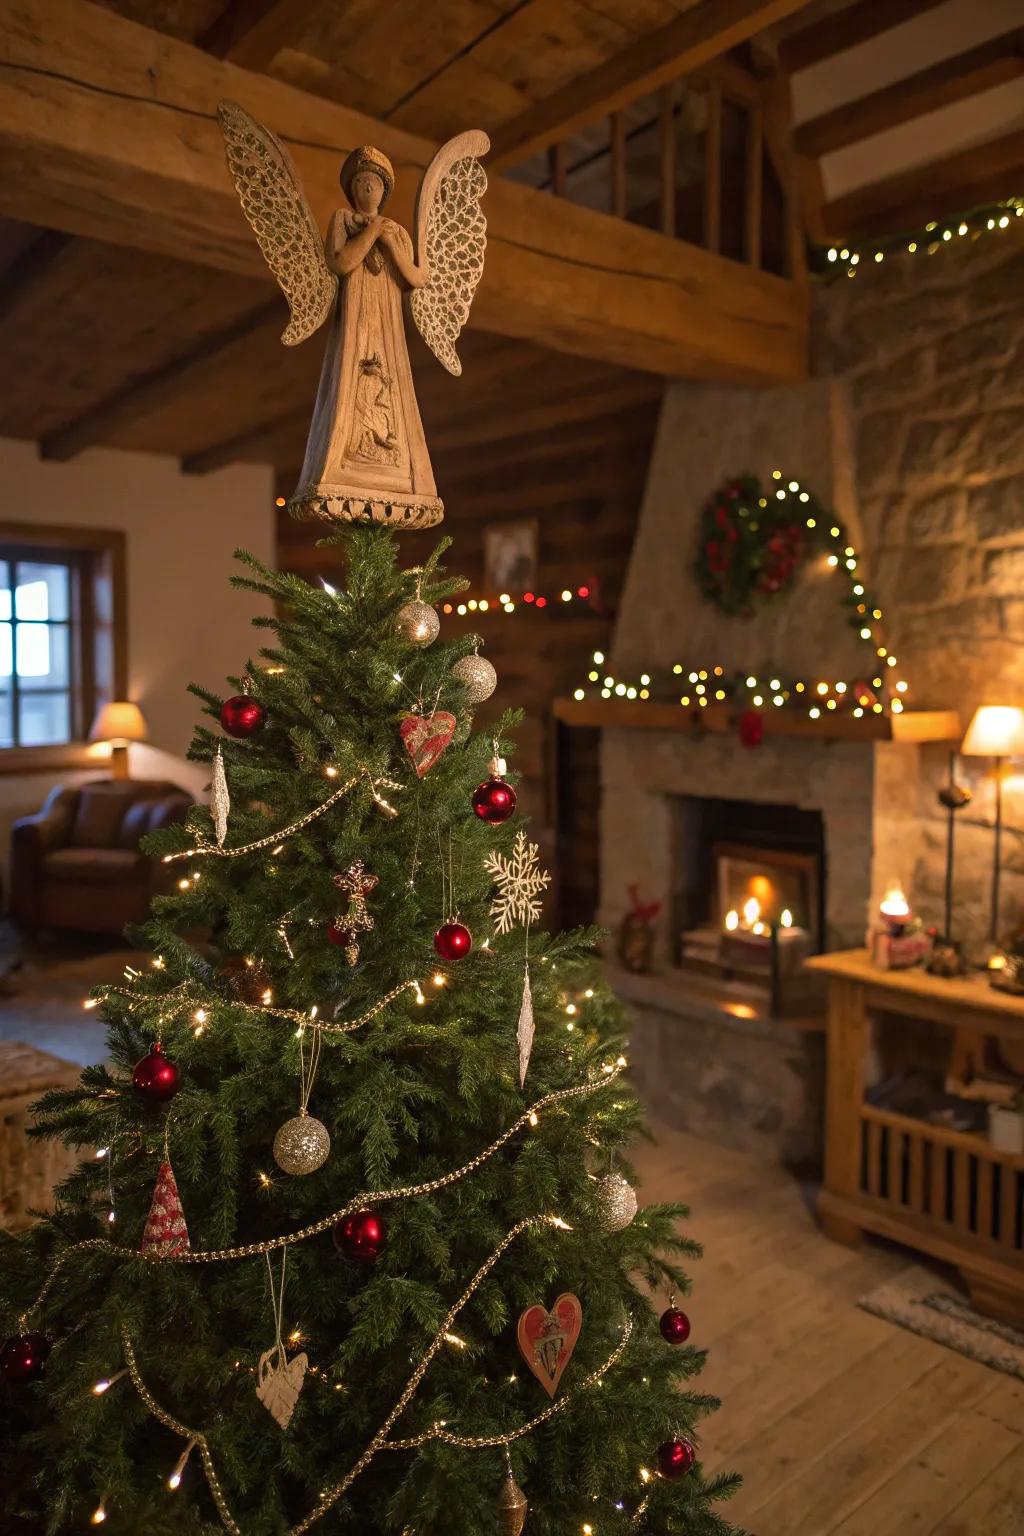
<box><xmin>294</xmin><ymin>220</ymin><xmax>441</xmax><ymax>523</ymax></box>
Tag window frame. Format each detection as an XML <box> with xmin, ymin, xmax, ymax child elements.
<box><xmin>0</xmin><ymin>522</ymin><xmax>126</xmax><ymax>775</ymax></box>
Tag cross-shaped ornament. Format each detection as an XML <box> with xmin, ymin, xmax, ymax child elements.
<box><xmin>330</xmin><ymin>860</ymin><xmax>379</xmax><ymax>965</ymax></box>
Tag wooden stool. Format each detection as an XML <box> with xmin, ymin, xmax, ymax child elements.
<box><xmin>0</xmin><ymin>1041</ymin><xmax>82</xmax><ymax>1232</ymax></box>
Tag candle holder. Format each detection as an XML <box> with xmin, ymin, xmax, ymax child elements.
<box><xmin>868</xmin><ymin>884</ymin><xmax>932</xmax><ymax>970</ymax></box>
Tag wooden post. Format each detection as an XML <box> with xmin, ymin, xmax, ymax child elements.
<box><xmin>659</xmin><ymin>82</ymin><xmax>677</xmax><ymax>237</ymax></box>
<box><xmin>610</xmin><ymin>111</ymin><xmax>627</xmax><ymax>218</ymax></box>
<box><xmin>704</xmin><ymin>79</ymin><xmax>722</xmax><ymax>251</ymax></box>
<box><xmin>745</xmin><ymin>103</ymin><xmax>764</xmax><ymax>267</ymax></box>
<box><xmin>819</xmin><ymin>977</ymin><xmax>867</xmax><ymax>1246</ymax></box>
<box><xmin>548</xmin><ymin>141</ymin><xmax>568</xmax><ymax>198</ymax></box>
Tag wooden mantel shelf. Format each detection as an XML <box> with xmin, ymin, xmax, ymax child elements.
<box><xmin>553</xmin><ymin>697</ymin><xmax>960</xmax><ymax>744</ymax></box>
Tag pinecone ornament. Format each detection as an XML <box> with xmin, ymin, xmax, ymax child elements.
<box><xmin>140</xmin><ymin>1161</ymin><xmax>191</xmax><ymax>1256</ymax></box>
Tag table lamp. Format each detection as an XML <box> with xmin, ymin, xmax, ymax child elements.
<box><xmin>89</xmin><ymin>700</ymin><xmax>147</xmax><ymax>781</ymax></box>
<box><xmin>961</xmin><ymin>705</ymin><xmax>1024</xmax><ymax>945</ymax></box>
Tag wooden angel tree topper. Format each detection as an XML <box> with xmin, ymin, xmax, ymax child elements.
<box><xmin>218</xmin><ymin>102</ymin><xmax>490</xmax><ymax>528</ymax></box>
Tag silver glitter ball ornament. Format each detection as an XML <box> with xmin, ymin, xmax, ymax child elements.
<box><xmin>395</xmin><ymin>599</ymin><xmax>440</xmax><ymax>648</ymax></box>
<box><xmin>273</xmin><ymin>1113</ymin><xmax>331</xmax><ymax>1176</ymax></box>
<box><xmin>451</xmin><ymin>653</ymin><xmax>497</xmax><ymax>705</ymax></box>
<box><xmin>595</xmin><ymin>1172</ymin><xmax>638</xmax><ymax>1231</ymax></box>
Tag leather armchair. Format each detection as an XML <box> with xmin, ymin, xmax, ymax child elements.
<box><xmin>9</xmin><ymin>779</ymin><xmax>193</xmax><ymax>938</ymax></box>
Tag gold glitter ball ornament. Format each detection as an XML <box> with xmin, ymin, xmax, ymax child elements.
<box><xmin>395</xmin><ymin>599</ymin><xmax>440</xmax><ymax>647</ymax></box>
<box><xmin>451</xmin><ymin>653</ymin><xmax>497</xmax><ymax>705</ymax></box>
<box><xmin>497</xmin><ymin>1467</ymin><xmax>528</xmax><ymax>1535</ymax></box>
<box><xmin>595</xmin><ymin>1171</ymin><xmax>638</xmax><ymax>1231</ymax></box>
<box><xmin>273</xmin><ymin>1113</ymin><xmax>331</xmax><ymax>1175</ymax></box>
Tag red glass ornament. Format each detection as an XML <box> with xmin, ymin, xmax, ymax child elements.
<box><xmin>434</xmin><ymin>922</ymin><xmax>472</xmax><ymax>962</ymax></box>
<box><xmin>472</xmin><ymin>777</ymin><xmax>517</xmax><ymax>825</ymax></box>
<box><xmin>132</xmin><ymin>1044</ymin><xmax>181</xmax><ymax>1103</ymax></box>
<box><xmin>1</xmin><ymin>1332</ymin><xmax>50</xmax><ymax>1384</ymax></box>
<box><xmin>326</xmin><ymin>919</ymin><xmax>351</xmax><ymax>948</ymax></box>
<box><xmin>657</xmin><ymin>1438</ymin><xmax>696</xmax><ymax>1479</ymax></box>
<box><xmin>659</xmin><ymin>1306</ymin><xmax>691</xmax><ymax>1344</ymax></box>
<box><xmin>220</xmin><ymin>695</ymin><xmax>266</xmax><ymax>739</ymax></box>
<box><xmin>737</xmin><ymin>708</ymin><xmax>764</xmax><ymax>749</ymax></box>
<box><xmin>334</xmin><ymin>1207</ymin><xmax>387</xmax><ymax>1264</ymax></box>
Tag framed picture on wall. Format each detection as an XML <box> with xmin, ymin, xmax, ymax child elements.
<box><xmin>483</xmin><ymin>519</ymin><xmax>538</xmax><ymax>595</ymax></box>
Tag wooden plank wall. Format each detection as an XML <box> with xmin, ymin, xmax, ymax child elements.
<box><xmin>275</xmin><ymin>340</ymin><xmax>664</xmax><ymax>926</ymax></box>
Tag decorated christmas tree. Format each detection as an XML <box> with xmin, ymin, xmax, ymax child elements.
<box><xmin>0</xmin><ymin>103</ymin><xmax>740</xmax><ymax>1536</ymax></box>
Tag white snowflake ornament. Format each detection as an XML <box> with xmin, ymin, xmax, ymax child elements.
<box><xmin>485</xmin><ymin>831</ymin><xmax>551</xmax><ymax>936</ymax></box>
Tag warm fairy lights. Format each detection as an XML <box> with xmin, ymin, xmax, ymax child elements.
<box><xmin>573</xmin><ymin>472</ymin><xmax>907</xmax><ymax>722</ymax></box>
<box><xmin>442</xmin><ymin>584</ymin><xmax>594</xmax><ymax>618</ymax></box>
<box><xmin>817</xmin><ymin>198</ymin><xmax>1023</xmax><ymax>278</ymax></box>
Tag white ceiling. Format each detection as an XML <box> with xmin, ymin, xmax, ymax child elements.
<box><xmin>790</xmin><ymin>0</ymin><xmax>1024</xmax><ymax>199</ymax></box>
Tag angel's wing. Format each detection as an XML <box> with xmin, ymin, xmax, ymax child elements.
<box><xmin>217</xmin><ymin>100</ymin><xmax>338</xmax><ymax>347</ymax></box>
<box><xmin>410</xmin><ymin>130</ymin><xmax>490</xmax><ymax>377</ymax></box>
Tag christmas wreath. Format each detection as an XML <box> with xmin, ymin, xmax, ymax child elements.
<box><xmin>696</xmin><ymin>473</ymin><xmax>809</xmax><ymax>617</ymax></box>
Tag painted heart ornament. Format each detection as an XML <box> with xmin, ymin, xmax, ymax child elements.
<box><xmin>516</xmin><ymin>1292</ymin><xmax>583</xmax><ymax>1398</ymax></box>
<box><xmin>399</xmin><ymin>711</ymin><xmax>456</xmax><ymax>778</ymax></box>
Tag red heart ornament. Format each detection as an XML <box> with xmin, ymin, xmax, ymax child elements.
<box><xmin>399</xmin><ymin>711</ymin><xmax>456</xmax><ymax>779</ymax></box>
<box><xmin>516</xmin><ymin>1293</ymin><xmax>583</xmax><ymax>1398</ymax></box>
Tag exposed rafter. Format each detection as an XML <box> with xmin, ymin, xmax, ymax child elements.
<box><xmin>824</xmin><ymin>129</ymin><xmax>1024</xmax><ymax>242</ymax></box>
<box><xmin>0</xmin><ymin>228</ymin><xmax>74</xmax><ymax>325</ymax></box>
<box><xmin>198</xmin><ymin>0</ymin><xmax>323</xmax><ymax>70</ymax></box>
<box><xmin>39</xmin><ymin>298</ymin><xmax>282</xmax><ymax>462</ymax></box>
<box><xmin>0</xmin><ymin>0</ymin><xmax>809</xmax><ymax>385</ymax></box>
<box><xmin>778</xmin><ymin>0</ymin><xmax>950</xmax><ymax>74</ymax></box>
<box><xmin>487</xmin><ymin>0</ymin><xmax>817</xmax><ymax>171</ymax></box>
<box><xmin>795</xmin><ymin>30</ymin><xmax>1024</xmax><ymax>158</ymax></box>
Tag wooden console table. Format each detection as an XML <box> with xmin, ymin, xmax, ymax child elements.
<box><xmin>807</xmin><ymin>949</ymin><xmax>1024</xmax><ymax>1322</ymax></box>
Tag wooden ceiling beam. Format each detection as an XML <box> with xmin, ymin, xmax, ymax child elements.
<box><xmin>38</xmin><ymin>298</ymin><xmax>282</xmax><ymax>461</ymax></box>
<box><xmin>0</xmin><ymin>228</ymin><xmax>75</xmax><ymax>326</ymax></box>
<box><xmin>198</xmin><ymin>0</ymin><xmax>323</xmax><ymax>71</ymax></box>
<box><xmin>823</xmin><ymin>129</ymin><xmax>1024</xmax><ymax>241</ymax></box>
<box><xmin>778</xmin><ymin>0</ymin><xmax>950</xmax><ymax>74</ymax></box>
<box><xmin>487</xmin><ymin>0</ymin><xmax>817</xmax><ymax>171</ymax></box>
<box><xmin>795</xmin><ymin>29</ymin><xmax>1024</xmax><ymax>158</ymax></box>
<box><xmin>0</xmin><ymin>0</ymin><xmax>808</xmax><ymax>385</ymax></box>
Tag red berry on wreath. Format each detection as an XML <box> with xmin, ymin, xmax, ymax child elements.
<box><xmin>334</xmin><ymin>1207</ymin><xmax>387</xmax><ymax>1264</ymax></box>
<box><xmin>132</xmin><ymin>1043</ymin><xmax>181</xmax><ymax>1103</ymax></box>
<box><xmin>220</xmin><ymin>695</ymin><xmax>266</xmax><ymax>738</ymax></box>
<box><xmin>472</xmin><ymin>777</ymin><xmax>517</xmax><ymax>825</ymax></box>
<box><xmin>434</xmin><ymin>921</ymin><xmax>472</xmax><ymax>962</ymax></box>
<box><xmin>659</xmin><ymin>1306</ymin><xmax>692</xmax><ymax>1344</ymax></box>
<box><xmin>738</xmin><ymin>708</ymin><xmax>764</xmax><ymax>749</ymax></box>
<box><xmin>657</xmin><ymin>1438</ymin><xmax>696</xmax><ymax>1478</ymax></box>
<box><xmin>1</xmin><ymin>1332</ymin><xmax>51</xmax><ymax>1384</ymax></box>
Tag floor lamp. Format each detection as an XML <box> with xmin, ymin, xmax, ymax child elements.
<box><xmin>961</xmin><ymin>705</ymin><xmax>1024</xmax><ymax>948</ymax></box>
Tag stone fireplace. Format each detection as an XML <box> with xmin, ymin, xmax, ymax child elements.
<box><xmin>598</xmin><ymin>377</ymin><xmax>928</xmax><ymax>1168</ymax></box>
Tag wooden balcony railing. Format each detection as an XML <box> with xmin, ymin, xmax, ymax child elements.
<box><xmin>510</xmin><ymin>59</ymin><xmax>804</xmax><ymax>284</ymax></box>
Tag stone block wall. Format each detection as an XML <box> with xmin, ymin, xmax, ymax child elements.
<box><xmin>817</xmin><ymin>226</ymin><xmax>1024</xmax><ymax>951</ymax></box>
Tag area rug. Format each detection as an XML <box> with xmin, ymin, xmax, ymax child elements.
<box><xmin>859</xmin><ymin>1266</ymin><xmax>1024</xmax><ymax>1379</ymax></box>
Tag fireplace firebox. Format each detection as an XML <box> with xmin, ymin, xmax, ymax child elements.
<box><xmin>673</xmin><ymin>794</ymin><xmax>826</xmax><ymax>1009</ymax></box>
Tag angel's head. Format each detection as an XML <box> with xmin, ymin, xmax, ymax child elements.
<box><xmin>341</xmin><ymin>146</ymin><xmax>395</xmax><ymax>215</ymax></box>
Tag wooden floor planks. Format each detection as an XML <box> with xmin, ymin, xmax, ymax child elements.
<box><xmin>631</xmin><ymin>1121</ymin><xmax>1024</xmax><ymax>1535</ymax></box>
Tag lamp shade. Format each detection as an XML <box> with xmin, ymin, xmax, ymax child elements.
<box><xmin>961</xmin><ymin>705</ymin><xmax>1024</xmax><ymax>758</ymax></box>
<box><xmin>89</xmin><ymin>701</ymin><xmax>147</xmax><ymax>746</ymax></box>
